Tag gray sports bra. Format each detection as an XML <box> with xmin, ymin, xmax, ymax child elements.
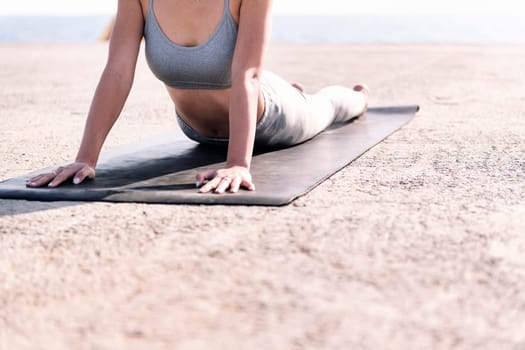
<box><xmin>144</xmin><ymin>0</ymin><xmax>238</xmax><ymax>90</ymax></box>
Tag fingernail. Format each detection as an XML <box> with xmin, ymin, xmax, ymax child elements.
<box><xmin>73</xmin><ymin>177</ymin><xmax>81</xmax><ymax>185</ymax></box>
<box><xmin>196</xmin><ymin>180</ymin><xmax>202</xmax><ymax>188</ymax></box>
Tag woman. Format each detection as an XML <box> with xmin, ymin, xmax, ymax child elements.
<box><xmin>26</xmin><ymin>0</ymin><xmax>368</xmax><ymax>194</ymax></box>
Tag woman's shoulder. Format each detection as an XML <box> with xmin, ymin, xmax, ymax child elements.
<box><xmin>236</xmin><ymin>0</ymin><xmax>273</xmax><ymax>24</ymax></box>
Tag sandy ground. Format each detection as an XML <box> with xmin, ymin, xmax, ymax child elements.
<box><xmin>0</xmin><ymin>43</ymin><xmax>524</xmax><ymax>350</ymax></box>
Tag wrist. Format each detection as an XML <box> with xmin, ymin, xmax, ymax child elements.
<box><xmin>226</xmin><ymin>150</ymin><xmax>250</xmax><ymax>169</ymax></box>
<box><xmin>226</xmin><ymin>160</ymin><xmax>250</xmax><ymax>169</ymax></box>
<box><xmin>75</xmin><ymin>154</ymin><xmax>97</xmax><ymax>168</ymax></box>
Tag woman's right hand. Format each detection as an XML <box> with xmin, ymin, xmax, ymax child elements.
<box><xmin>26</xmin><ymin>162</ymin><xmax>95</xmax><ymax>188</ymax></box>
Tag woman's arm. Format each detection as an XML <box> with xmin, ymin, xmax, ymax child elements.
<box><xmin>76</xmin><ymin>0</ymin><xmax>144</xmax><ymax>167</ymax></box>
<box><xmin>27</xmin><ymin>0</ymin><xmax>144</xmax><ymax>188</ymax></box>
<box><xmin>197</xmin><ymin>0</ymin><xmax>273</xmax><ymax>194</ymax></box>
<box><xmin>227</xmin><ymin>0</ymin><xmax>272</xmax><ymax>169</ymax></box>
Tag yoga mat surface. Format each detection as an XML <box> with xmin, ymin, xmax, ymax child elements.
<box><xmin>0</xmin><ymin>106</ymin><xmax>419</xmax><ymax>206</ymax></box>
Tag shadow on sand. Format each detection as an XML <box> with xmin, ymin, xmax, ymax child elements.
<box><xmin>0</xmin><ymin>199</ymin><xmax>83</xmax><ymax>217</ymax></box>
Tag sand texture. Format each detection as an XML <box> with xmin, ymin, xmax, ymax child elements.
<box><xmin>1</xmin><ymin>44</ymin><xmax>524</xmax><ymax>350</ymax></box>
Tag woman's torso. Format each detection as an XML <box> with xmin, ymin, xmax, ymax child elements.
<box><xmin>139</xmin><ymin>0</ymin><xmax>264</xmax><ymax>139</ymax></box>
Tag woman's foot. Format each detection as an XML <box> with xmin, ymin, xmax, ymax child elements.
<box><xmin>353</xmin><ymin>84</ymin><xmax>369</xmax><ymax>113</ymax></box>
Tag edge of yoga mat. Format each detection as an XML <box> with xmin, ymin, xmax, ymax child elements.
<box><xmin>0</xmin><ymin>105</ymin><xmax>419</xmax><ymax>206</ymax></box>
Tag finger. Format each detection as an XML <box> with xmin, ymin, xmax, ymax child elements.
<box><xmin>26</xmin><ymin>173</ymin><xmax>47</xmax><ymax>184</ymax></box>
<box><xmin>73</xmin><ymin>166</ymin><xmax>95</xmax><ymax>185</ymax></box>
<box><xmin>26</xmin><ymin>173</ymin><xmax>55</xmax><ymax>188</ymax></box>
<box><xmin>48</xmin><ymin>166</ymin><xmax>79</xmax><ymax>188</ymax></box>
<box><xmin>196</xmin><ymin>169</ymin><xmax>217</xmax><ymax>188</ymax></box>
<box><xmin>214</xmin><ymin>177</ymin><xmax>233</xmax><ymax>194</ymax></box>
<box><xmin>198</xmin><ymin>176</ymin><xmax>222</xmax><ymax>193</ymax></box>
<box><xmin>240</xmin><ymin>178</ymin><xmax>255</xmax><ymax>191</ymax></box>
<box><xmin>228</xmin><ymin>176</ymin><xmax>242</xmax><ymax>193</ymax></box>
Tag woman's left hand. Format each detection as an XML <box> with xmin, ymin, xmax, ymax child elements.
<box><xmin>196</xmin><ymin>166</ymin><xmax>255</xmax><ymax>194</ymax></box>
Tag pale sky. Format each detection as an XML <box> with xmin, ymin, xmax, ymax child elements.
<box><xmin>0</xmin><ymin>0</ymin><xmax>523</xmax><ymax>15</ymax></box>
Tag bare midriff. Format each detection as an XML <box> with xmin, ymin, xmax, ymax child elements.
<box><xmin>167</xmin><ymin>87</ymin><xmax>265</xmax><ymax>139</ymax></box>
<box><xmin>140</xmin><ymin>0</ymin><xmax>264</xmax><ymax>139</ymax></box>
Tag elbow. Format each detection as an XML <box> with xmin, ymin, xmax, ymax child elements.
<box><xmin>233</xmin><ymin>67</ymin><xmax>263</xmax><ymax>90</ymax></box>
<box><xmin>245</xmin><ymin>67</ymin><xmax>263</xmax><ymax>83</ymax></box>
<box><xmin>104</xmin><ymin>55</ymin><xmax>138</xmax><ymax>85</ymax></box>
<box><xmin>103</xmin><ymin>63</ymin><xmax>135</xmax><ymax>87</ymax></box>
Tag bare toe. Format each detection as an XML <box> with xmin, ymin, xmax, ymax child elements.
<box><xmin>291</xmin><ymin>82</ymin><xmax>305</xmax><ymax>92</ymax></box>
<box><xmin>353</xmin><ymin>83</ymin><xmax>369</xmax><ymax>97</ymax></box>
<box><xmin>353</xmin><ymin>83</ymin><xmax>369</xmax><ymax>113</ymax></box>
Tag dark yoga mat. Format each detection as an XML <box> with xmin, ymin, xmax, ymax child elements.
<box><xmin>0</xmin><ymin>106</ymin><xmax>419</xmax><ymax>206</ymax></box>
